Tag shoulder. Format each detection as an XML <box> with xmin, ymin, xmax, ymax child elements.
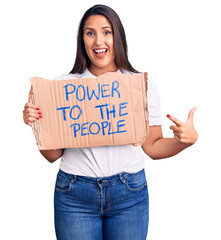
<box><xmin>52</xmin><ymin>68</ymin><xmax>98</xmax><ymax>80</ymax></box>
<box><xmin>121</xmin><ymin>69</ymin><xmax>152</xmax><ymax>79</ymax></box>
<box><xmin>52</xmin><ymin>73</ymin><xmax>83</xmax><ymax>81</ymax></box>
<box><xmin>52</xmin><ymin>71</ymin><xmax>89</xmax><ymax>80</ymax></box>
<box><xmin>122</xmin><ymin>69</ymin><xmax>155</xmax><ymax>84</ymax></box>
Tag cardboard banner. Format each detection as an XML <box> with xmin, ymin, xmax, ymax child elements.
<box><xmin>29</xmin><ymin>72</ymin><xmax>149</xmax><ymax>150</ymax></box>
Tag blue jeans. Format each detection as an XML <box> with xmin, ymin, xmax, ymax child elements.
<box><xmin>54</xmin><ymin>168</ymin><xmax>149</xmax><ymax>240</ymax></box>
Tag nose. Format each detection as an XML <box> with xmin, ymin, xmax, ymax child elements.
<box><xmin>95</xmin><ymin>33</ymin><xmax>104</xmax><ymax>45</ymax></box>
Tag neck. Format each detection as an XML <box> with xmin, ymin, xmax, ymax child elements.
<box><xmin>88</xmin><ymin>65</ymin><xmax>118</xmax><ymax>77</ymax></box>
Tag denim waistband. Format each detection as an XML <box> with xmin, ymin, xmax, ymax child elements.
<box><xmin>58</xmin><ymin>169</ymin><xmax>145</xmax><ymax>185</ymax></box>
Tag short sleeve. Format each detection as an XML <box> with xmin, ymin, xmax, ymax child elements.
<box><xmin>52</xmin><ymin>72</ymin><xmax>84</xmax><ymax>80</ymax></box>
<box><xmin>147</xmin><ymin>76</ymin><xmax>162</xmax><ymax>126</ymax></box>
<box><xmin>52</xmin><ymin>74</ymin><xmax>68</xmax><ymax>80</ymax></box>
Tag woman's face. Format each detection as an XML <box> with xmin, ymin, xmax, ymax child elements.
<box><xmin>83</xmin><ymin>15</ymin><xmax>117</xmax><ymax>76</ymax></box>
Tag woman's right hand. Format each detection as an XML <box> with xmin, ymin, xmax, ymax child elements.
<box><xmin>23</xmin><ymin>102</ymin><xmax>62</xmax><ymax>162</ymax></box>
<box><xmin>23</xmin><ymin>102</ymin><xmax>43</xmax><ymax>127</ymax></box>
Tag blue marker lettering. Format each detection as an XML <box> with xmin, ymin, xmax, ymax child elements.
<box><xmin>70</xmin><ymin>123</ymin><xmax>80</xmax><ymax>138</ymax></box>
<box><xmin>89</xmin><ymin>122</ymin><xmax>100</xmax><ymax>135</ymax></box>
<box><xmin>95</xmin><ymin>104</ymin><xmax>108</xmax><ymax>120</ymax></box>
<box><xmin>70</xmin><ymin>105</ymin><xmax>82</xmax><ymax>120</ymax></box>
<box><xmin>117</xmin><ymin>119</ymin><xmax>127</xmax><ymax>133</ymax></box>
<box><xmin>106</xmin><ymin>104</ymin><xmax>116</xmax><ymax>120</ymax></box>
<box><xmin>86</xmin><ymin>83</ymin><xmax>100</xmax><ymax>100</ymax></box>
<box><xmin>76</xmin><ymin>85</ymin><xmax>85</xmax><ymax>101</ymax></box>
<box><xmin>81</xmin><ymin>122</ymin><xmax>89</xmax><ymax>136</ymax></box>
<box><xmin>101</xmin><ymin>121</ymin><xmax>108</xmax><ymax>136</ymax></box>
<box><xmin>111</xmin><ymin>81</ymin><xmax>120</xmax><ymax>98</ymax></box>
<box><xmin>57</xmin><ymin>106</ymin><xmax>70</xmax><ymax>121</ymax></box>
<box><xmin>101</xmin><ymin>84</ymin><xmax>110</xmax><ymax>98</ymax></box>
<box><xmin>108</xmin><ymin>121</ymin><xmax>117</xmax><ymax>135</ymax></box>
<box><xmin>63</xmin><ymin>84</ymin><xmax>76</xmax><ymax>101</ymax></box>
<box><xmin>119</xmin><ymin>102</ymin><xmax>128</xmax><ymax>117</ymax></box>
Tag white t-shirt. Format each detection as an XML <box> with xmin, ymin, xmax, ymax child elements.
<box><xmin>53</xmin><ymin>68</ymin><xmax>162</xmax><ymax>177</ymax></box>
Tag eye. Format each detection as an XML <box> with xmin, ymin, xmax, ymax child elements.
<box><xmin>86</xmin><ymin>31</ymin><xmax>95</xmax><ymax>36</ymax></box>
<box><xmin>104</xmin><ymin>30</ymin><xmax>111</xmax><ymax>35</ymax></box>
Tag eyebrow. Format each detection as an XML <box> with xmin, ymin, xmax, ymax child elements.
<box><xmin>84</xmin><ymin>26</ymin><xmax>112</xmax><ymax>31</ymax></box>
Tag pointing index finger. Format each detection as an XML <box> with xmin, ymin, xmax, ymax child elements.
<box><xmin>167</xmin><ymin>114</ymin><xmax>183</xmax><ymax>126</ymax></box>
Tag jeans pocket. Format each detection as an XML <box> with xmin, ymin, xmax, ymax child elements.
<box><xmin>123</xmin><ymin>170</ymin><xmax>147</xmax><ymax>191</ymax></box>
<box><xmin>55</xmin><ymin>170</ymin><xmax>76</xmax><ymax>193</ymax></box>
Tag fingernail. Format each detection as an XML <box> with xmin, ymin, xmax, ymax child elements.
<box><xmin>36</xmin><ymin>118</ymin><xmax>39</xmax><ymax>120</ymax></box>
<box><xmin>36</xmin><ymin>107</ymin><xmax>40</xmax><ymax>110</ymax></box>
<box><xmin>38</xmin><ymin>111</ymin><xmax>42</xmax><ymax>114</ymax></box>
<box><xmin>167</xmin><ymin>114</ymin><xmax>170</xmax><ymax>118</ymax></box>
<box><xmin>39</xmin><ymin>115</ymin><xmax>43</xmax><ymax>118</ymax></box>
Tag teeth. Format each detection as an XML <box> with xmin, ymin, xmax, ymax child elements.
<box><xmin>94</xmin><ymin>49</ymin><xmax>107</xmax><ymax>53</ymax></box>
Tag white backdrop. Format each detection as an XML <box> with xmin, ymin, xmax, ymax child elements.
<box><xmin>1</xmin><ymin>0</ymin><xmax>221</xmax><ymax>239</ymax></box>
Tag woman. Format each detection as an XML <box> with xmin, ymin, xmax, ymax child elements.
<box><xmin>23</xmin><ymin>4</ymin><xmax>198</xmax><ymax>240</ymax></box>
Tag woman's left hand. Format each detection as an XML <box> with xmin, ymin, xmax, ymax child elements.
<box><xmin>167</xmin><ymin>107</ymin><xmax>198</xmax><ymax>145</ymax></box>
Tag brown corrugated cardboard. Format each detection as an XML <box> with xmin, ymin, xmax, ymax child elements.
<box><xmin>29</xmin><ymin>72</ymin><xmax>149</xmax><ymax>150</ymax></box>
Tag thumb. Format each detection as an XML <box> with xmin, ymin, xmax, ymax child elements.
<box><xmin>187</xmin><ymin>107</ymin><xmax>197</xmax><ymax>121</ymax></box>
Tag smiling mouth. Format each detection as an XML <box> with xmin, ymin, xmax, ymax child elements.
<box><xmin>93</xmin><ymin>49</ymin><xmax>108</xmax><ymax>55</ymax></box>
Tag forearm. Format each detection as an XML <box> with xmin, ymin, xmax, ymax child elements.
<box><xmin>149</xmin><ymin>138</ymin><xmax>192</xmax><ymax>160</ymax></box>
<box><xmin>39</xmin><ymin>149</ymin><xmax>64</xmax><ymax>163</ymax></box>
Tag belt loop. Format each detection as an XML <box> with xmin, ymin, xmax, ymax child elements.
<box><xmin>118</xmin><ymin>172</ymin><xmax>126</xmax><ymax>184</ymax></box>
<box><xmin>71</xmin><ymin>175</ymin><xmax>77</xmax><ymax>184</ymax></box>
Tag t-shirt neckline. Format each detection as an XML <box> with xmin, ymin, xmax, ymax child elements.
<box><xmin>85</xmin><ymin>68</ymin><xmax>121</xmax><ymax>78</ymax></box>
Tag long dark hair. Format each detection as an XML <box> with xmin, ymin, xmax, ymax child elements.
<box><xmin>69</xmin><ymin>4</ymin><xmax>139</xmax><ymax>74</ymax></box>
